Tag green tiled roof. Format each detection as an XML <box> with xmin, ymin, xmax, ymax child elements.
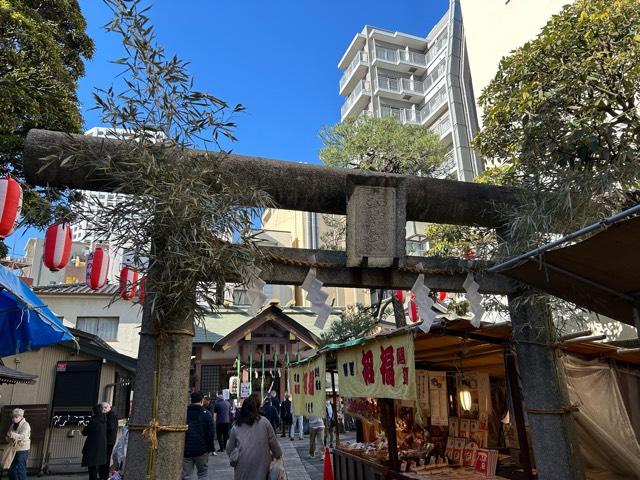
<box><xmin>193</xmin><ymin>305</ymin><xmax>342</xmax><ymax>345</ymax></box>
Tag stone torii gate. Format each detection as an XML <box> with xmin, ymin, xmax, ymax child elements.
<box><xmin>24</xmin><ymin>129</ymin><xmax>584</xmax><ymax>480</ymax></box>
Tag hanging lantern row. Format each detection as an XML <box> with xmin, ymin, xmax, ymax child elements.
<box><xmin>393</xmin><ymin>289</ymin><xmax>447</xmax><ymax>323</ymax></box>
<box><xmin>0</xmin><ymin>177</ymin><xmax>22</xmax><ymax>239</ymax></box>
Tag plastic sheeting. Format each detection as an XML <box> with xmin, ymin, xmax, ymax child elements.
<box><xmin>563</xmin><ymin>355</ymin><xmax>640</xmax><ymax>480</ymax></box>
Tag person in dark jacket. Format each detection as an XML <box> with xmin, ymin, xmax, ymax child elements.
<box><xmin>280</xmin><ymin>392</ymin><xmax>293</xmax><ymax>438</ymax></box>
<box><xmin>202</xmin><ymin>396</ymin><xmax>217</xmax><ymax>456</ymax></box>
<box><xmin>262</xmin><ymin>398</ymin><xmax>280</xmax><ymax>431</ymax></box>
<box><xmin>183</xmin><ymin>391</ymin><xmax>215</xmax><ymax>480</ymax></box>
<box><xmin>212</xmin><ymin>393</ymin><xmax>231</xmax><ymax>452</ymax></box>
<box><xmin>98</xmin><ymin>403</ymin><xmax>118</xmax><ymax>479</ymax></box>
<box><xmin>82</xmin><ymin>404</ymin><xmax>108</xmax><ymax>480</ymax></box>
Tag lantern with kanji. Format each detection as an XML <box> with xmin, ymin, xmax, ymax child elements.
<box><xmin>43</xmin><ymin>223</ymin><xmax>72</xmax><ymax>271</ymax></box>
<box><xmin>86</xmin><ymin>247</ymin><xmax>110</xmax><ymax>290</ymax></box>
<box><xmin>119</xmin><ymin>265</ymin><xmax>139</xmax><ymax>300</ymax></box>
<box><xmin>0</xmin><ymin>177</ymin><xmax>22</xmax><ymax>238</ymax></box>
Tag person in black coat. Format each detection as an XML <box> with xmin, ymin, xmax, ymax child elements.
<box><xmin>182</xmin><ymin>392</ymin><xmax>215</xmax><ymax>479</ymax></box>
<box><xmin>280</xmin><ymin>392</ymin><xmax>293</xmax><ymax>438</ymax></box>
<box><xmin>263</xmin><ymin>398</ymin><xmax>280</xmax><ymax>431</ymax></box>
<box><xmin>98</xmin><ymin>402</ymin><xmax>118</xmax><ymax>479</ymax></box>
<box><xmin>82</xmin><ymin>404</ymin><xmax>108</xmax><ymax>480</ymax></box>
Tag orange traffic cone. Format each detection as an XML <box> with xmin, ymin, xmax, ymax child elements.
<box><xmin>323</xmin><ymin>446</ymin><xmax>334</xmax><ymax>480</ymax></box>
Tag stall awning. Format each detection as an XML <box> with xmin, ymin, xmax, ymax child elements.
<box><xmin>491</xmin><ymin>210</ymin><xmax>640</xmax><ymax>327</ymax></box>
<box><xmin>0</xmin><ymin>265</ymin><xmax>75</xmax><ymax>356</ymax></box>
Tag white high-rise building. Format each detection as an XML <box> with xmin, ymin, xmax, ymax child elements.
<box><xmin>338</xmin><ymin>0</ymin><xmax>482</xmax><ymax>181</ymax></box>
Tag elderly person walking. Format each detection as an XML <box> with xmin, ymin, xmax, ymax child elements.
<box><xmin>3</xmin><ymin>408</ymin><xmax>31</xmax><ymax>480</ymax></box>
<box><xmin>226</xmin><ymin>393</ymin><xmax>282</xmax><ymax>480</ymax></box>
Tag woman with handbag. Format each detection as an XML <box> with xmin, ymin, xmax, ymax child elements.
<box><xmin>226</xmin><ymin>393</ymin><xmax>282</xmax><ymax>480</ymax></box>
<box><xmin>2</xmin><ymin>408</ymin><xmax>31</xmax><ymax>480</ymax></box>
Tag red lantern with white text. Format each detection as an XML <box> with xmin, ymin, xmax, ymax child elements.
<box><xmin>86</xmin><ymin>247</ymin><xmax>110</xmax><ymax>290</ymax></box>
<box><xmin>119</xmin><ymin>266</ymin><xmax>139</xmax><ymax>300</ymax></box>
<box><xmin>43</xmin><ymin>223</ymin><xmax>72</xmax><ymax>271</ymax></box>
<box><xmin>0</xmin><ymin>177</ymin><xmax>22</xmax><ymax>238</ymax></box>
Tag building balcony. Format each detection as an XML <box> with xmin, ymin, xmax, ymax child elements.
<box><xmin>341</xmin><ymin>80</ymin><xmax>372</xmax><ymax>121</ymax></box>
<box><xmin>430</xmin><ymin>113</ymin><xmax>452</xmax><ymax>139</ymax></box>
<box><xmin>339</xmin><ymin>51</ymin><xmax>369</xmax><ymax>96</ymax></box>
<box><xmin>419</xmin><ymin>85</ymin><xmax>448</xmax><ymax>125</ymax></box>
<box><xmin>372</xmin><ymin>47</ymin><xmax>428</xmax><ymax>75</ymax></box>
<box><xmin>380</xmin><ymin>105</ymin><xmax>420</xmax><ymax>125</ymax></box>
<box><xmin>375</xmin><ymin>77</ymin><xmax>425</xmax><ymax>102</ymax></box>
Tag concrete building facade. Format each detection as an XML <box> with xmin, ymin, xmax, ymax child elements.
<box><xmin>338</xmin><ymin>0</ymin><xmax>482</xmax><ymax>182</ymax></box>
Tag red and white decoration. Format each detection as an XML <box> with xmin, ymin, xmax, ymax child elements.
<box><xmin>408</xmin><ymin>295</ymin><xmax>419</xmax><ymax>323</ymax></box>
<box><xmin>0</xmin><ymin>177</ymin><xmax>22</xmax><ymax>238</ymax></box>
<box><xmin>86</xmin><ymin>247</ymin><xmax>110</xmax><ymax>290</ymax></box>
<box><xmin>119</xmin><ymin>266</ymin><xmax>139</xmax><ymax>300</ymax></box>
<box><xmin>43</xmin><ymin>223</ymin><xmax>72</xmax><ymax>271</ymax></box>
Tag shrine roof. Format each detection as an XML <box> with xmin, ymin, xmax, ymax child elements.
<box><xmin>193</xmin><ymin>303</ymin><xmax>341</xmax><ymax>349</ymax></box>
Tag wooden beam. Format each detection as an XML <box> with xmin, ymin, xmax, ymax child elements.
<box><xmin>258</xmin><ymin>246</ymin><xmax>516</xmax><ymax>293</ymax></box>
<box><xmin>23</xmin><ymin>128</ymin><xmax>519</xmax><ymax>228</ymax></box>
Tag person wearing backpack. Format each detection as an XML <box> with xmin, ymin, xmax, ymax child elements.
<box><xmin>182</xmin><ymin>392</ymin><xmax>215</xmax><ymax>480</ymax></box>
<box><xmin>226</xmin><ymin>393</ymin><xmax>282</xmax><ymax>480</ymax></box>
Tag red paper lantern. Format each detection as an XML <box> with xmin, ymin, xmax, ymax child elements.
<box><xmin>0</xmin><ymin>177</ymin><xmax>22</xmax><ymax>238</ymax></box>
<box><xmin>437</xmin><ymin>291</ymin><xmax>447</xmax><ymax>302</ymax></box>
<box><xmin>86</xmin><ymin>247</ymin><xmax>110</xmax><ymax>290</ymax></box>
<box><xmin>119</xmin><ymin>266</ymin><xmax>139</xmax><ymax>300</ymax></box>
<box><xmin>43</xmin><ymin>223</ymin><xmax>72</xmax><ymax>271</ymax></box>
<box><xmin>408</xmin><ymin>298</ymin><xmax>419</xmax><ymax>323</ymax></box>
<box><xmin>393</xmin><ymin>290</ymin><xmax>406</xmax><ymax>303</ymax></box>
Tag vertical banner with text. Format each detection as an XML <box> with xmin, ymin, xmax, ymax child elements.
<box><xmin>337</xmin><ymin>333</ymin><xmax>416</xmax><ymax>401</ymax></box>
<box><xmin>291</xmin><ymin>354</ymin><xmax>326</xmax><ymax>418</ymax></box>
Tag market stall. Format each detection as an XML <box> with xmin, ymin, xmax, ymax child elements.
<box><xmin>304</xmin><ymin>320</ymin><xmax>640</xmax><ymax>480</ymax></box>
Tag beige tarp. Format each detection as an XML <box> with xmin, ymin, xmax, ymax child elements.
<box><xmin>563</xmin><ymin>355</ymin><xmax>640</xmax><ymax>480</ymax></box>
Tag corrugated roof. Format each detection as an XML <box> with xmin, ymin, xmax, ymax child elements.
<box><xmin>0</xmin><ymin>364</ymin><xmax>38</xmax><ymax>385</ymax></box>
<box><xmin>194</xmin><ymin>305</ymin><xmax>342</xmax><ymax>344</ymax></box>
<box><xmin>33</xmin><ymin>283</ymin><xmax>119</xmax><ymax>295</ymax></box>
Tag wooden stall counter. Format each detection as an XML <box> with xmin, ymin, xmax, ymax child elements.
<box><xmin>333</xmin><ymin>446</ymin><xmax>390</xmax><ymax>480</ymax></box>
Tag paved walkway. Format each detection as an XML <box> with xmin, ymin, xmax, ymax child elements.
<box><xmin>39</xmin><ymin>436</ymin><xmax>316</xmax><ymax>480</ymax></box>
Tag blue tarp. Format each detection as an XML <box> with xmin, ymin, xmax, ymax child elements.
<box><xmin>0</xmin><ymin>265</ymin><xmax>74</xmax><ymax>356</ymax></box>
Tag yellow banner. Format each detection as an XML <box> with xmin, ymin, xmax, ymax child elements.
<box><xmin>337</xmin><ymin>333</ymin><xmax>416</xmax><ymax>401</ymax></box>
<box><xmin>291</xmin><ymin>354</ymin><xmax>326</xmax><ymax>418</ymax></box>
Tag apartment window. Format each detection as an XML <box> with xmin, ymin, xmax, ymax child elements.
<box><xmin>381</xmin><ymin>104</ymin><xmax>402</xmax><ymax>121</ymax></box>
<box><xmin>77</xmin><ymin>316</ymin><xmax>119</xmax><ymax>341</ymax></box>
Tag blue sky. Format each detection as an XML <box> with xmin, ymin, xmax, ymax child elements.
<box><xmin>12</xmin><ymin>0</ymin><xmax>449</xmax><ymax>256</ymax></box>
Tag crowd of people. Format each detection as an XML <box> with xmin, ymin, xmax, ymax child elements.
<box><xmin>1</xmin><ymin>390</ymin><xmax>346</xmax><ymax>480</ymax></box>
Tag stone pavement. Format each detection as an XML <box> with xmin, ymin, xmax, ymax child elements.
<box><xmin>37</xmin><ymin>436</ymin><xmax>315</xmax><ymax>480</ymax></box>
